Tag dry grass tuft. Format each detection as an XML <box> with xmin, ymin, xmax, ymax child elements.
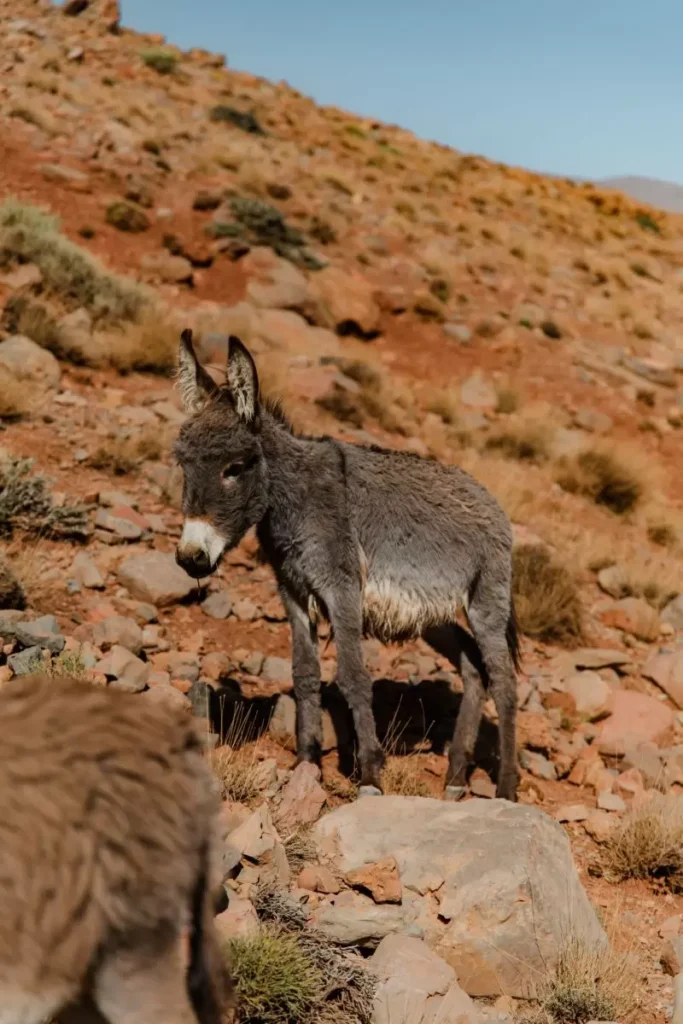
<box><xmin>512</xmin><ymin>545</ymin><xmax>583</xmax><ymax>646</ymax></box>
<box><xmin>0</xmin><ymin>199</ymin><xmax>147</xmax><ymax>322</ymax></box>
<box><xmin>484</xmin><ymin>422</ymin><xmax>550</xmax><ymax>464</ymax></box>
<box><xmin>88</xmin><ymin>426</ymin><xmax>167</xmax><ymax>476</ymax></box>
<box><xmin>209</xmin><ymin>705</ymin><xmax>263</xmax><ymax>805</ymax></box>
<box><xmin>105</xmin><ymin>311</ymin><xmax>178</xmax><ymax>374</ymax></box>
<box><xmin>519</xmin><ymin>937</ymin><xmax>638</xmax><ymax>1023</ymax></box>
<box><xmin>604</xmin><ymin>794</ymin><xmax>683</xmax><ymax>888</ymax></box>
<box><xmin>380</xmin><ymin>755</ymin><xmax>431</xmax><ymax>797</ymax></box>
<box><xmin>555</xmin><ymin>446</ymin><xmax>646</xmax><ymax>514</ymax></box>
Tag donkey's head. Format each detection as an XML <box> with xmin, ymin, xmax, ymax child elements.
<box><xmin>173</xmin><ymin>330</ymin><xmax>268</xmax><ymax>578</ymax></box>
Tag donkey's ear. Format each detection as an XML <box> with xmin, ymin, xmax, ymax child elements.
<box><xmin>177</xmin><ymin>329</ymin><xmax>217</xmax><ymax>414</ymax></box>
<box><xmin>227</xmin><ymin>336</ymin><xmax>259</xmax><ymax>424</ymax></box>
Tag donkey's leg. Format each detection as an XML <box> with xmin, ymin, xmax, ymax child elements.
<box><xmin>424</xmin><ymin>623</ymin><xmax>487</xmax><ymax>799</ymax></box>
<box><xmin>282</xmin><ymin>593</ymin><xmax>322</xmax><ymax>765</ymax></box>
<box><xmin>325</xmin><ymin>588</ymin><xmax>384</xmax><ymax>794</ymax></box>
<box><xmin>466</xmin><ymin>580</ymin><xmax>518</xmax><ymax>802</ymax></box>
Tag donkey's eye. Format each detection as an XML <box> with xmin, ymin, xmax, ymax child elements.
<box><xmin>222</xmin><ymin>462</ymin><xmax>245</xmax><ymax>481</ymax></box>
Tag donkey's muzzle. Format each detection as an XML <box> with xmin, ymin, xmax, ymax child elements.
<box><xmin>175</xmin><ymin>546</ymin><xmax>214</xmax><ymax>579</ymax></box>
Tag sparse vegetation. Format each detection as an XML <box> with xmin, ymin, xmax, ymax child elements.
<box><xmin>496</xmin><ymin>388</ymin><xmax>520</xmax><ymax>415</ymax></box>
<box><xmin>0</xmin><ymin>456</ymin><xmax>89</xmax><ymax>540</ymax></box>
<box><xmin>604</xmin><ymin>794</ymin><xmax>683</xmax><ymax>888</ymax></box>
<box><xmin>512</xmin><ymin>545</ymin><xmax>583</xmax><ymax>646</ymax></box>
<box><xmin>0</xmin><ymin>368</ymin><xmax>31</xmax><ymax>421</ymax></box>
<box><xmin>141</xmin><ymin>48</ymin><xmax>179</xmax><ymax>75</ymax></box>
<box><xmin>556</xmin><ymin>448</ymin><xmax>645</xmax><ymax>514</ymax></box>
<box><xmin>88</xmin><ymin>427</ymin><xmax>166</xmax><ymax>476</ymax></box>
<box><xmin>105</xmin><ymin>201</ymin><xmax>150</xmax><ymax>234</ymax></box>
<box><xmin>0</xmin><ymin>200</ymin><xmax>146</xmax><ymax>322</ymax></box>
<box><xmin>227</xmin><ymin>929</ymin><xmax>322</xmax><ymax>1024</ymax></box>
<box><xmin>0</xmin><ymin>553</ymin><xmax>26</xmax><ymax>610</ymax></box>
<box><xmin>519</xmin><ymin>937</ymin><xmax>638</xmax><ymax>1024</ymax></box>
<box><xmin>484</xmin><ymin>422</ymin><xmax>550</xmax><ymax>463</ymax></box>
<box><xmin>209</xmin><ymin>106</ymin><xmax>264</xmax><ymax>135</ymax></box>
<box><xmin>540</xmin><ymin>319</ymin><xmax>562</xmax><ymax>340</ymax></box>
<box><xmin>105</xmin><ymin>312</ymin><xmax>178</xmax><ymax>374</ymax></box>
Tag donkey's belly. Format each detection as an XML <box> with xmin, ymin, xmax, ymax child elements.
<box><xmin>361</xmin><ymin>570</ymin><xmax>464</xmax><ymax>643</ymax></box>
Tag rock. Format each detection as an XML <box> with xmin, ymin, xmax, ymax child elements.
<box><xmin>443</xmin><ymin>323</ymin><xmax>473</xmax><ymax>344</ymax></box>
<box><xmin>574</xmin><ymin>407</ymin><xmax>613</xmax><ymax>434</ymax></box>
<box><xmin>201</xmin><ymin>651</ymin><xmax>231</xmax><ymax>682</ymax></box>
<box><xmin>597</xmin><ymin>564</ymin><xmax>628</xmax><ymax>598</ymax></box>
<box><xmin>38</xmin><ymin>164</ymin><xmax>90</xmax><ymax>190</ymax></box>
<box><xmin>307</xmin><ymin>266</ymin><xmax>381</xmax><ymax>336</ymax></box>
<box><xmin>516</xmin><ymin>711</ymin><xmax>554</xmax><ymax>752</ymax></box>
<box><xmin>662</xmin><ymin>596</ymin><xmax>683</xmax><ymax>632</ymax></box>
<box><xmin>106</xmin><ymin>201</ymin><xmax>150</xmax><ymax>233</ymax></box>
<box><xmin>520</xmin><ymin>750</ymin><xmax>557</xmax><ymax>780</ymax></box>
<box><xmin>597</xmin><ymin>691</ymin><xmax>674</xmax><ymax>756</ymax></box>
<box><xmin>583</xmin><ymin>809</ymin><xmax>615</xmax><ymax>843</ymax></box>
<box><xmin>232</xmin><ymin>598</ymin><xmax>259</xmax><ymax>621</ymax></box>
<box><xmin>14</xmin><ymin>618</ymin><xmax>65</xmax><ymax>655</ymax></box>
<box><xmin>153</xmin><ymin>651</ymin><xmax>199</xmax><ymax>683</ymax></box>
<box><xmin>214</xmin><ymin>898</ymin><xmax>259</xmax><ymax>940</ymax></box>
<box><xmin>643</xmin><ymin>649</ymin><xmax>683</xmax><ymax>708</ymax></box>
<box><xmin>96</xmin><ymin>645</ymin><xmax>148</xmax><ymax>692</ymax></box>
<box><xmin>0</xmin><ymin>336</ymin><xmax>60</xmax><ymax>389</ymax></box>
<box><xmin>242</xmin><ymin>247</ymin><xmax>308</xmax><ymax>309</ymax></box>
<box><xmin>117</xmin><ymin>552</ymin><xmax>196</xmax><ymax>606</ymax></box>
<box><xmin>310</xmin><ymin>890</ymin><xmax>414</xmax><ymax>946</ymax></box>
<box><xmin>229</xmin><ymin>803</ymin><xmax>281</xmax><ymax>862</ymax></box>
<box><xmin>347</xmin><ymin>856</ymin><xmax>402</xmax><ymax>905</ymax></box>
<box><xmin>70</xmin><ymin>552</ymin><xmax>104</xmax><ymax>590</ymax></box>
<box><xmin>140</xmin><ymin>252</ymin><xmax>193</xmax><ymax>284</ymax></box>
<box><xmin>598</xmin><ymin>597</ymin><xmax>660</xmax><ymax>642</ymax></box>
<box><xmin>201</xmin><ymin>592</ymin><xmax>233</xmax><ymax>620</ymax></box>
<box><xmin>0</xmin><ymin>556</ymin><xmax>26</xmax><ymax>610</ymax></box>
<box><xmin>572</xmin><ymin>649</ymin><xmax>633</xmax><ymax>671</ymax></box>
<box><xmin>371</xmin><ymin>934</ymin><xmax>480</xmax><ymax>1024</ymax></box>
<box><xmin>297</xmin><ymin>865</ymin><xmax>340</xmax><ymax>894</ymax></box>
<box><xmin>564</xmin><ymin>671</ymin><xmax>613</xmax><ymax>720</ymax></box>
<box><xmin>269</xmin><ymin>693</ymin><xmax>297</xmax><ymax>750</ymax></box>
<box><xmin>597</xmin><ymin>792</ymin><xmax>626</xmax><ymax>813</ymax></box>
<box><xmin>92</xmin><ymin>615</ymin><xmax>143</xmax><ymax>655</ymax></box>
<box><xmin>276</xmin><ymin>762</ymin><xmax>327</xmax><ymax>829</ymax></box>
<box><xmin>261</xmin><ymin>656</ymin><xmax>291</xmax><ymax>684</ymax></box>
<box><xmin>459</xmin><ymin>374</ymin><xmax>496</xmax><ymax>410</ymax></box>
<box><xmin>0</xmin><ymin>263</ymin><xmax>42</xmax><ymax>290</ymax></box>
<box><xmin>141</xmin><ymin>684</ymin><xmax>191</xmax><ymax>713</ymax></box>
<box><xmin>313</xmin><ymin>797</ymin><xmax>605</xmax><ymax>996</ymax></box>
<box><xmin>555</xmin><ymin>804</ymin><xmax>590</xmax><ymax>823</ymax></box>
<box><xmin>8</xmin><ymin>646</ymin><xmax>42</xmax><ymax>676</ymax></box>
<box><xmin>674</xmin><ymin>972</ymin><xmax>683</xmax><ymax>1024</ymax></box>
<box><xmin>662</xmin><ymin>936</ymin><xmax>683</xmax><ymax>976</ymax></box>
<box><xmin>621</xmin><ymin>742</ymin><xmax>664</xmax><ymax>788</ymax></box>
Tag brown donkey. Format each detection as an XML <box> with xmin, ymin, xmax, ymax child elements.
<box><xmin>174</xmin><ymin>331</ymin><xmax>520</xmax><ymax>800</ymax></box>
<box><xmin>0</xmin><ymin>673</ymin><xmax>233</xmax><ymax>1024</ymax></box>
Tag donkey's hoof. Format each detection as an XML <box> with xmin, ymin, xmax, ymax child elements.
<box><xmin>444</xmin><ymin>784</ymin><xmax>467</xmax><ymax>802</ymax></box>
<box><xmin>358</xmin><ymin>784</ymin><xmax>383</xmax><ymax>798</ymax></box>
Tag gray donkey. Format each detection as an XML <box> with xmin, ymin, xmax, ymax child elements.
<box><xmin>174</xmin><ymin>331</ymin><xmax>520</xmax><ymax>800</ymax></box>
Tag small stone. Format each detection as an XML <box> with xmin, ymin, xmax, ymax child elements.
<box><xmin>583</xmin><ymin>810</ymin><xmax>616</xmax><ymax>843</ymax></box>
<box><xmin>555</xmin><ymin>804</ymin><xmax>590</xmax><ymax>823</ymax></box>
<box><xmin>443</xmin><ymin>323</ymin><xmax>473</xmax><ymax>344</ymax></box>
<box><xmin>96</xmin><ymin>645</ymin><xmax>148</xmax><ymax>691</ymax></box>
<box><xmin>597</xmin><ymin>691</ymin><xmax>674</xmax><ymax>756</ymax></box>
<box><xmin>261</xmin><ymin>656</ymin><xmax>291</xmax><ymax>684</ymax></box>
<box><xmin>8</xmin><ymin>646</ymin><xmax>42</xmax><ymax>676</ymax></box>
<box><xmin>201</xmin><ymin>652</ymin><xmax>231</xmax><ymax>682</ymax></box>
<box><xmin>202</xmin><ymin>592</ymin><xmax>233</xmax><ymax>620</ymax></box>
<box><xmin>232</xmin><ymin>598</ymin><xmax>259</xmax><ymax>621</ymax></box>
<box><xmin>519</xmin><ymin>750</ymin><xmax>557</xmax><ymax>780</ymax></box>
<box><xmin>93</xmin><ymin>615</ymin><xmax>143</xmax><ymax>656</ymax></box>
<box><xmin>71</xmin><ymin>552</ymin><xmax>105</xmax><ymax>591</ymax></box>
<box><xmin>141</xmin><ymin>684</ymin><xmax>191</xmax><ymax>713</ymax></box>
<box><xmin>597</xmin><ymin>792</ymin><xmax>626</xmax><ymax>812</ymax></box>
<box><xmin>469</xmin><ymin>775</ymin><xmax>497</xmax><ymax>799</ymax></box>
<box><xmin>298</xmin><ymin>865</ymin><xmax>340</xmax><ymax>894</ymax></box>
<box><xmin>214</xmin><ymin>898</ymin><xmax>259</xmax><ymax>940</ymax></box>
<box><xmin>346</xmin><ymin>856</ymin><xmax>402</xmax><ymax>904</ymax></box>
<box><xmin>564</xmin><ymin>671</ymin><xmax>613</xmax><ymax>720</ymax></box>
<box><xmin>117</xmin><ymin>552</ymin><xmax>197</xmax><ymax>606</ymax></box>
<box><xmin>642</xmin><ymin>649</ymin><xmax>683</xmax><ymax>709</ymax></box>
<box><xmin>661</xmin><ymin>595</ymin><xmax>683</xmax><ymax>632</ymax></box>
<box><xmin>598</xmin><ymin>597</ymin><xmax>660</xmax><ymax>643</ymax></box>
<box><xmin>460</xmin><ymin>373</ymin><xmax>497</xmax><ymax>409</ymax></box>
<box><xmin>661</xmin><ymin>936</ymin><xmax>683</xmax><ymax>976</ymax></box>
<box><xmin>276</xmin><ymin>762</ymin><xmax>327</xmax><ymax>828</ymax></box>
<box><xmin>94</xmin><ymin>509</ymin><xmax>142</xmax><ymax>541</ymax></box>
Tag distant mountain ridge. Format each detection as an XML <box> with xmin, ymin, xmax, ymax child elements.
<box><xmin>597</xmin><ymin>175</ymin><xmax>683</xmax><ymax>214</ymax></box>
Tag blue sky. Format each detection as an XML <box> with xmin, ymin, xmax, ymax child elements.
<box><xmin>122</xmin><ymin>0</ymin><xmax>682</xmax><ymax>182</ymax></box>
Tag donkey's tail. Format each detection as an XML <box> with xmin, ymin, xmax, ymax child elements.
<box><xmin>187</xmin><ymin>840</ymin><xmax>235</xmax><ymax>1024</ymax></box>
<box><xmin>506</xmin><ymin>600</ymin><xmax>522</xmax><ymax>673</ymax></box>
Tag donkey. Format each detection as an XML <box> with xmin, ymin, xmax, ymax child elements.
<box><xmin>0</xmin><ymin>672</ymin><xmax>233</xmax><ymax>1024</ymax></box>
<box><xmin>174</xmin><ymin>330</ymin><xmax>520</xmax><ymax>800</ymax></box>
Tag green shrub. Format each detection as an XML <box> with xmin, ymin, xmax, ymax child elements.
<box><xmin>141</xmin><ymin>49</ymin><xmax>178</xmax><ymax>75</ymax></box>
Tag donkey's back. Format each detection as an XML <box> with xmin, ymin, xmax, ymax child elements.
<box><xmin>0</xmin><ymin>674</ymin><xmax>232</xmax><ymax>1024</ymax></box>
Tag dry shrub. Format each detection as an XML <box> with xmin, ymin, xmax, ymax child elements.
<box><xmin>484</xmin><ymin>422</ymin><xmax>550</xmax><ymax>464</ymax></box>
<box><xmin>577</xmin><ymin>534</ymin><xmax>683</xmax><ymax>610</ymax></box>
<box><xmin>496</xmin><ymin>388</ymin><xmax>520</xmax><ymax>414</ymax></box>
<box><xmin>2</xmin><ymin>542</ymin><xmax>53</xmax><ymax>609</ymax></box>
<box><xmin>0</xmin><ymin>369</ymin><xmax>31</xmax><ymax>420</ymax></box>
<box><xmin>604</xmin><ymin>794</ymin><xmax>683</xmax><ymax>887</ymax></box>
<box><xmin>209</xmin><ymin>706</ymin><xmax>262</xmax><ymax>805</ymax></box>
<box><xmin>555</xmin><ymin>446</ymin><xmax>646</xmax><ymax>514</ymax></box>
<box><xmin>380</xmin><ymin>710</ymin><xmax>431</xmax><ymax>797</ymax></box>
<box><xmin>0</xmin><ymin>456</ymin><xmax>89</xmax><ymax>540</ymax></box>
<box><xmin>316</xmin><ymin>362</ymin><xmax>407</xmax><ymax>435</ymax></box>
<box><xmin>427</xmin><ymin>388</ymin><xmax>460</xmax><ymax>425</ymax></box>
<box><xmin>87</xmin><ymin>427</ymin><xmax>166</xmax><ymax>476</ymax></box>
<box><xmin>0</xmin><ymin>550</ymin><xmax>26</xmax><ymax>609</ymax></box>
<box><xmin>520</xmin><ymin>937</ymin><xmax>638</xmax><ymax>1024</ymax></box>
<box><xmin>105</xmin><ymin>312</ymin><xmax>178</xmax><ymax>374</ymax></box>
<box><xmin>512</xmin><ymin>545</ymin><xmax>583</xmax><ymax>646</ymax></box>
<box><xmin>0</xmin><ymin>200</ymin><xmax>146</xmax><ymax>322</ymax></box>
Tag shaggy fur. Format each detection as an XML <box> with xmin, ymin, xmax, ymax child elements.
<box><xmin>0</xmin><ymin>674</ymin><xmax>233</xmax><ymax>1024</ymax></box>
<box><xmin>174</xmin><ymin>332</ymin><xmax>519</xmax><ymax>799</ymax></box>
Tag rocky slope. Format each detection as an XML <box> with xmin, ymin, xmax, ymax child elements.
<box><xmin>1</xmin><ymin>2</ymin><xmax>683</xmax><ymax>1022</ymax></box>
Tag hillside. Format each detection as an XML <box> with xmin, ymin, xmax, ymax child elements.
<box><xmin>601</xmin><ymin>175</ymin><xmax>683</xmax><ymax>214</ymax></box>
<box><xmin>1</xmin><ymin>2</ymin><xmax>683</xmax><ymax>1022</ymax></box>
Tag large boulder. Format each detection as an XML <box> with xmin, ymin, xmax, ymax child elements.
<box><xmin>313</xmin><ymin>796</ymin><xmax>605</xmax><ymax>998</ymax></box>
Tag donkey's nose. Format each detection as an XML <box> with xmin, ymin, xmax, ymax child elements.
<box><xmin>175</xmin><ymin>546</ymin><xmax>212</xmax><ymax>579</ymax></box>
